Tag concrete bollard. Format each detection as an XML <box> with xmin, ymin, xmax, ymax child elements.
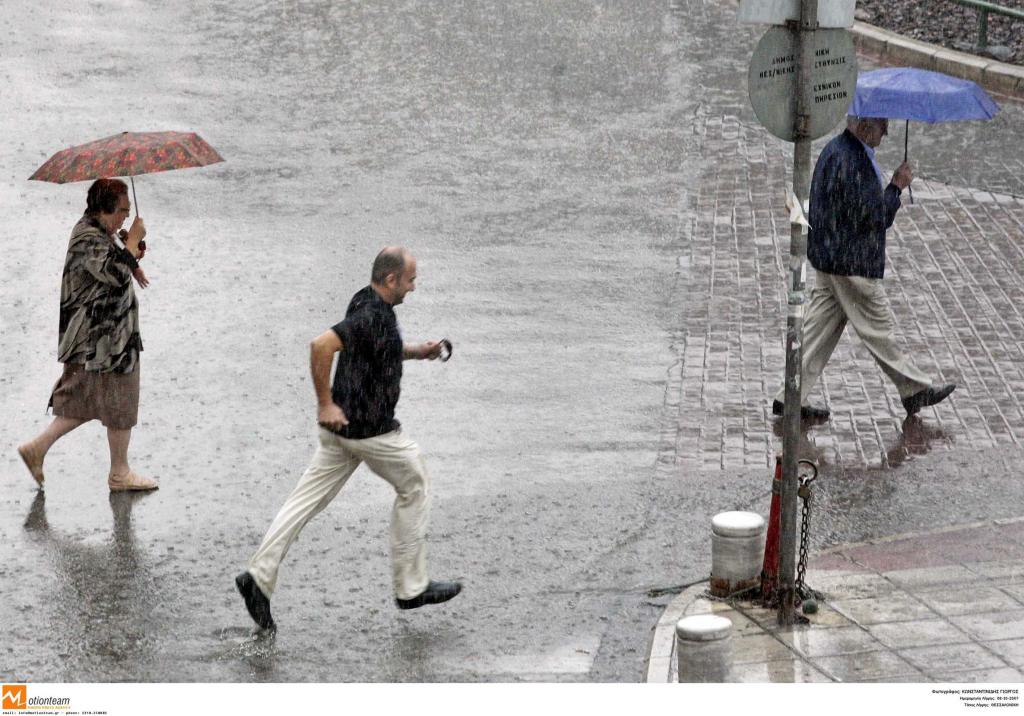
<box><xmin>675</xmin><ymin>614</ymin><xmax>733</xmax><ymax>682</ymax></box>
<box><xmin>710</xmin><ymin>511</ymin><xmax>766</xmax><ymax>597</ymax></box>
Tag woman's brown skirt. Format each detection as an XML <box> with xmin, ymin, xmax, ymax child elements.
<box><xmin>50</xmin><ymin>363</ymin><xmax>140</xmax><ymax>430</ymax></box>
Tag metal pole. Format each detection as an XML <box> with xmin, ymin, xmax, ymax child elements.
<box><xmin>130</xmin><ymin>175</ymin><xmax>139</xmax><ymax>216</ymax></box>
<box><xmin>905</xmin><ymin>120</ymin><xmax>914</xmax><ymax>205</ymax></box>
<box><xmin>977</xmin><ymin>9</ymin><xmax>989</xmax><ymax>52</ymax></box>
<box><xmin>779</xmin><ymin>0</ymin><xmax>818</xmax><ymax>626</ymax></box>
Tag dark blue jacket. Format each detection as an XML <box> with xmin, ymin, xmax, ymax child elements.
<box><xmin>807</xmin><ymin>129</ymin><xmax>903</xmax><ymax>279</ymax></box>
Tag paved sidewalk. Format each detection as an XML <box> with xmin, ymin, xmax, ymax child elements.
<box><xmin>655</xmin><ymin>5</ymin><xmax>1024</xmax><ymax>478</ymax></box>
<box><xmin>648</xmin><ymin>518</ymin><xmax>1024</xmax><ymax>682</ymax></box>
<box><xmin>645</xmin><ymin>2</ymin><xmax>1024</xmax><ymax>685</ymax></box>
<box><xmin>665</xmin><ymin>117</ymin><xmax>1024</xmax><ymax>473</ymax></box>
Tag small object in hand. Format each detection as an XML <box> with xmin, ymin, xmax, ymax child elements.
<box><xmin>801</xmin><ymin>599</ymin><xmax>818</xmax><ymax>615</ymax></box>
<box><xmin>438</xmin><ymin>338</ymin><xmax>453</xmax><ymax>362</ymax></box>
<box><xmin>118</xmin><ymin>229</ymin><xmax>145</xmax><ymax>254</ymax></box>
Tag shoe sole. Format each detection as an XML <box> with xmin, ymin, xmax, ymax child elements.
<box><xmin>108</xmin><ymin>471</ymin><xmax>159</xmax><ymax>492</ymax></box>
<box><xmin>396</xmin><ymin>585</ymin><xmax>463</xmax><ymax>610</ymax></box>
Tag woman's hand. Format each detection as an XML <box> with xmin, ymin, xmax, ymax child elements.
<box><xmin>125</xmin><ymin>217</ymin><xmax>146</xmax><ymax>255</ymax></box>
<box><xmin>132</xmin><ymin>266</ymin><xmax>150</xmax><ymax>289</ymax></box>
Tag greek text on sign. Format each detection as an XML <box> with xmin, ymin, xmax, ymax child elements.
<box><xmin>737</xmin><ymin>0</ymin><xmax>856</xmax><ymax>28</ymax></box>
<box><xmin>748</xmin><ymin>27</ymin><xmax>857</xmax><ymax>142</ymax></box>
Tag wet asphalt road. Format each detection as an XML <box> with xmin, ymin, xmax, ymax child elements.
<box><xmin>2</xmin><ymin>0</ymin><xmax>1024</xmax><ymax>682</ymax></box>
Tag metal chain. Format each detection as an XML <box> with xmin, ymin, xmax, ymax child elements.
<box><xmin>795</xmin><ymin>459</ymin><xmax>817</xmax><ymax>598</ymax></box>
<box><xmin>796</xmin><ymin>484</ymin><xmax>811</xmax><ymax>595</ymax></box>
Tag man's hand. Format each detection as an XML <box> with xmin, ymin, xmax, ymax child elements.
<box><xmin>404</xmin><ymin>341</ymin><xmax>440</xmax><ymax>360</ymax></box>
<box><xmin>318</xmin><ymin>402</ymin><xmax>349</xmax><ymax>431</ymax></box>
<box><xmin>891</xmin><ymin>162</ymin><xmax>913</xmax><ymax>190</ymax></box>
<box><xmin>421</xmin><ymin>340</ymin><xmax>443</xmax><ymax>360</ymax></box>
<box><xmin>132</xmin><ymin>266</ymin><xmax>150</xmax><ymax>288</ymax></box>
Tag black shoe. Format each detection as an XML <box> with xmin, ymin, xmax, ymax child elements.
<box><xmin>236</xmin><ymin>571</ymin><xmax>276</xmax><ymax>630</ymax></box>
<box><xmin>772</xmin><ymin>400</ymin><xmax>830</xmax><ymax>420</ymax></box>
<box><xmin>395</xmin><ymin>580</ymin><xmax>463</xmax><ymax>610</ymax></box>
<box><xmin>901</xmin><ymin>383</ymin><xmax>956</xmax><ymax>416</ymax></box>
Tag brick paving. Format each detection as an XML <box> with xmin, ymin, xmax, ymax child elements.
<box><xmin>649</xmin><ymin>1</ymin><xmax>1024</xmax><ymax>687</ymax></box>
<box><xmin>655</xmin><ymin>1</ymin><xmax>1024</xmax><ymax>474</ymax></box>
<box><xmin>665</xmin><ymin>113</ymin><xmax>1024</xmax><ymax>471</ymax></box>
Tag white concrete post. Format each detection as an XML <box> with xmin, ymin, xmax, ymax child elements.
<box><xmin>675</xmin><ymin>614</ymin><xmax>733</xmax><ymax>682</ymax></box>
<box><xmin>710</xmin><ymin>511</ymin><xmax>767</xmax><ymax>597</ymax></box>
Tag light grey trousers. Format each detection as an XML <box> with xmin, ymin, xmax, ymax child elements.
<box><xmin>774</xmin><ymin>270</ymin><xmax>931</xmax><ymax>404</ymax></box>
<box><xmin>247</xmin><ymin>427</ymin><xmax>431</xmax><ymax>600</ymax></box>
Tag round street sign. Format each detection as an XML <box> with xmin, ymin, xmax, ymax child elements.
<box><xmin>748</xmin><ymin>27</ymin><xmax>857</xmax><ymax>142</ymax></box>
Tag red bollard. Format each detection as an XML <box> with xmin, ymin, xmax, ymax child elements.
<box><xmin>760</xmin><ymin>454</ymin><xmax>783</xmax><ymax>603</ymax></box>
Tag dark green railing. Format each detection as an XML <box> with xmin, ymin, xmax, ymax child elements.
<box><xmin>947</xmin><ymin>0</ymin><xmax>1024</xmax><ymax>53</ymax></box>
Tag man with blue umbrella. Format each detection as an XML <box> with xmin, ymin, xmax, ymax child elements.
<box><xmin>770</xmin><ymin>113</ymin><xmax>955</xmax><ymax>419</ymax></box>
<box><xmin>770</xmin><ymin>68</ymin><xmax>998</xmax><ymax>421</ymax></box>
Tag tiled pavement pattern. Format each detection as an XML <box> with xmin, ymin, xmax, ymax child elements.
<box><xmin>651</xmin><ymin>519</ymin><xmax>1024</xmax><ymax>682</ymax></box>
<box><xmin>666</xmin><ymin>113</ymin><xmax>1024</xmax><ymax>471</ymax></box>
<box><xmin>647</xmin><ymin>0</ymin><xmax>1024</xmax><ymax>687</ymax></box>
<box><xmin>654</xmin><ymin>1</ymin><xmax>1024</xmax><ymax>473</ymax></box>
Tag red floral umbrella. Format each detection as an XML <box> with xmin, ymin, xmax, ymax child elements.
<box><xmin>29</xmin><ymin>130</ymin><xmax>224</xmax><ymax>212</ymax></box>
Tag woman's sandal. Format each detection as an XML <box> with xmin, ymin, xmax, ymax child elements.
<box><xmin>17</xmin><ymin>443</ymin><xmax>45</xmax><ymax>488</ymax></box>
<box><xmin>108</xmin><ymin>470</ymin><xmax>159</xmax><ymax>492</ymax></box>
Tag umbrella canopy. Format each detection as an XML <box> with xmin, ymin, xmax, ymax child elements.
<box><xmin>849</xmin><ymin>67</ymin><xmax>1000</xmax><ymax>123</ymax></box>
<box><xmin>29</xmin><ymin>131</ymin><xmax>224</xmax><ymax>184</ymax></box>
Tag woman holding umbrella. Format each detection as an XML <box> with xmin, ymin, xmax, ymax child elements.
<box><xmin>17</xmin><ymin>178</ymin><xmax>158</xmax><ymax>492</ymax></box>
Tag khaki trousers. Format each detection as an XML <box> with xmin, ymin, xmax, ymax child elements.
<box><xmin>774</xmin><ymin>270</ymin><xmax>931</xmax><ymax>404</ymax></box>
<box><xmin>248</xmin><ymin>427</ymin><xmax>430</xmax><ymax>601</ymax></box>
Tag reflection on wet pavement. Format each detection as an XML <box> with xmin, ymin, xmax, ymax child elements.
<box><xmin>885</xmin><ymin>416</ymin><xmax>952</xmax><ymax>468</ymax></box>
<box><xmin>20</xmin><ymin>492</ymin><xmax>163</xmax><ymax>681</ymax></box>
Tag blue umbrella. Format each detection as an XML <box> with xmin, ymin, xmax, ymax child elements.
<box><xmin>849</xmin><ymin>68</ymin><xmax>1000</xmax><ymax>202</ymax></box>
<box><xmin>851</xmin><ymin>67</ymin><xmax>1000</xmax><ymax>125</ymax></box>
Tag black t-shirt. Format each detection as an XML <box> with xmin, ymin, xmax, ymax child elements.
<box><xmin>329</xmin><ymin>286</ymin><xmax>403</xmax><ymax>439</ymax></box>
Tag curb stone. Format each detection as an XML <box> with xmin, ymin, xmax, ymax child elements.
<box><xmin>850</xmin><ymin>20</ymin><xmax>1024</xmax><ymax>98</ymax></box>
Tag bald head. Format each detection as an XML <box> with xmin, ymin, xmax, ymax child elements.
<box><xmin>370</xmin><ymin>246</ymin><xmax>417</xmax><ymax>305</ymax></box>
<box><xmin>371</xmin><ymin>246</ymin><xmax>410</xmax><ymax>284</ymax></box>
<box><xmin>847</xmin><ymin>115</ymin><xmax>889</xmax><ymax>148</ymax></box>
